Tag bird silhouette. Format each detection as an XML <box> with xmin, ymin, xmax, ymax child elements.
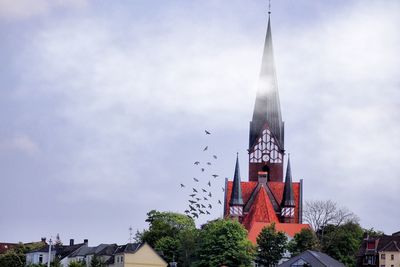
<box><xmin>189</xmin><ymin>200</ymin><xmax>196</xmax><ymax>204</ymax></box>
<box><xmin>208</xmin><ymin>192</ymin><xmax>212</xmax><ymax>197</ymax></box>
<box><xmin>207</xmin><ymin>162</ymin><xmax>212</xmax><ymax>165</ymax></box>
<box><xmin>193</xmin><ymin>188</ymin><xmax>198</xmax><ymax>193</ymax></box>
<box><xmin>189</xmin><ymin>194</ymin><xmax>196</xmax><ymax>197</ymax></box>
<box><xmin>205</xmin><ymin>130</ymin><xmax>211</xmax><ymax>135</ymax></box>
<box><xmin>196</xmin><ymin>197</ymin><xmax>201</xmax><ymax>201</ymax></box>
<box><xmin>203</xmin><ymin>197</ymin><xmax>208</xmax><ymax>201</ymax></box>
<box><xmin>212</xmin><ymin>174</ymin><xmax>219</xmax><ymax>178</ymax></box>
<box><xmin>207</xmin><ymin>181</ymin><xmax>211</xmax><ymax>187</ymax></box>
<box><xmin>199</xmin><ymin>209</ymin><xmax>205</xmax><ymax>214</ymax></box>
<box><xmin>213</xmin><ymin>155</ymin><xmax>217</xmax><ymax>159</ymax></box>
<box><xmin>189</xmin><ymin>205</ymin><xmax>196</xmax><ymax>211</ymax></box>
<box><xmin>194</xmin><ymin>161</ymin><xmax>200</xmax><ymax>165</ymax></box>
<box><xmin>202</xmin><ymin>188</ymin><xmax>207</xmax><ymax>193</ymax></box>
<box><xmin>208</xmin><ymin>204</ymin><xmax>212</xmax><ymax>209</ymax></box>
<box><xmin>203</xmin><ymin>146</ymin><xmax>208</xmax><ymax>151</ymax></box>
<box><xmin>196</xmin><ymin>203</ymin><xmax>201</xmax><ymax>208</ymax></box>
<box><xmin>206</xmin><ymin>210</ymin><xmax>210</xmax><ymax>215</ymax></box>
<box><xmin>218</xmin><ymin>200</ymin><xmax>222</xmax><ymax>205</ymax></box>
<box><xmin>184</xmin><ymin>210</ymin><xmax>190</xmax><ymax>214</ymax></box>
<box><xmin>180</xmin><ymin>184</ymin><xmax>185</xmax><ymax>188</ymax></box>
<box><xmin>193</xmin><ymin>177</ymin><xmax>199</xmax><ymax>182</ymax></box>
<box><xmin>201</xmin><ymin>204</ymin><xmax>206</xmax><ymax>208</ymax></box>
<box><xmin>192</xmin><ymin>212</ymin><xmax>199</xmax><ymax>218</ymax></box>
<box><xmin>201</xmin><ymin>168</ymin><xmax>205</xmax><ymax>172</ymax></box>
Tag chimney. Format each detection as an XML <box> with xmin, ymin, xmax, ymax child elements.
<box><xmin>41</xmin><ymin>237</ymin><xmax>46</xmax><ymax>243</ymax></box>
<box><xmin>84</xmin><ymin>239</ymin><xmax>88</xmax><ymax>245</ymax></box>
<box><xmin>258</xmin><ymin>171</ymin><xmax>268</xmax><ymax>184</ymax></box>
<box><xmin>69</xmin><ymin>239</ymin><xmax>74</xmax><ymax>246</ymax></box>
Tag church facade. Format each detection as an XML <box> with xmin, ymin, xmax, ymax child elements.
<box><xmin>223</xmin><ymin>14</ymin><xmax>309</xmax><ymax>244</ymax></box>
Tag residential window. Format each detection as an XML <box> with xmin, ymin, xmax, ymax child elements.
<box><xmin>121</xmin><ymin>256</ymin><xmax>123</xmax><ymax>262</ymax></box>
<box><xmin>391</xmin><ymin>255</ymin><xmax>394</xmax><ymax>260</ymax></box>
<box><xmin>39</xmin><ymin>254</ymin><xmax>43</xmax><ymax>263</ymax></box>
<box><xmin>382</xmin><ymin>254</ymin><xmax>386</xmax><ymax>259</ymax></box>
<box><xmin>381</xmin><ymin>265</ymin><xmax>385</xmax><ymax>267</ymax></box>
<box><xmin>116</xmin><ymin>256</ymin><xmax>119</xmax><ymax>263</ymax></box>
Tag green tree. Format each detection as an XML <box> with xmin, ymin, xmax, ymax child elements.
<box><xmin>194</xmin><ymin>219</ymin><xmax>255</xmax><ymax>267</ymax></box>
<box><xmin>321</xmin><ymin>222</ymin><xmax>364</xmax><ymax>267</ymax></box>
<box><xmin>68</xmin><ymin>261</ymin><xmax>86</xmax><ymax>267</ymax></box>
<box><xmin>0</xmin><ymin>250</ymin><xmax>25</xmax><ymax>267</ymax></box>
<box><xmin>90</xmin><ymin>255</ymin><xmax>105</xmax><ymax>267</ymax></box>
<box><xmin>136</xmin><ymin>210</ymin><xmax>197</xmax><ymax>266</ymax></box>
<box><xmin>256</xmin><ymin>223</ymin><xmax>288</xmax><ymax>267</ymax></box>
<box><xmin>288</xmin><ymin>228</ymin><xmax>319</xmax><ymax>256</ymax></box>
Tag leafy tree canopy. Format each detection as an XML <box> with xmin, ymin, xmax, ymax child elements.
<box><xmin>194</xmin><ymin>219</ymin><xmax>255</xmax><ymax>267</ymax></box>
<box><xmin>288</xmin><ymin>228</ymin><xmax>319</xmax><ymax>256</ymax></box>
<box><xmin>256</xmin><ymin>223</ymin><xmax>288</xmax><ymax>266</ymax></box>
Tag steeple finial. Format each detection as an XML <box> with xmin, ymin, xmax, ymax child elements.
<box><xmin>230</xmin><ymin>154</ymin><xmax>244</xmax><ymax>206</ymax></box>
<box><xmin>268</xmin><ymin>0</ymin><xmax>271</xmax><ymax>15</ymax></box>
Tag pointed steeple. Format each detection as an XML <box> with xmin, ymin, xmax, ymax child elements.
<box><xmin>249</xmin><ymin>14</ymin><xmax>284</xmax><ymax>150</ymax></box>
<box><xmin>230</xmin><ymin>153</ymin><xmax>244</xmax><ymax>206</ymax></box>
<box><xmin>281</xmin><ymin>156</ymin><xmax>295</xmax><ymax>207</ymax></box>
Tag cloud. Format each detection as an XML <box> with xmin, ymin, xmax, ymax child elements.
<box><xmin>0</xmin><ymin>0</ymin><xmax>87</xmax><ymax>20</ymax></box>
<box><xmin>0</xmin><ymin>134</ymin><xmax>39</xmax><ymax>155</ymax></box>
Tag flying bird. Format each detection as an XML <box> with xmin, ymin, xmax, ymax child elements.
<box><xmin>193</xmin><ymin>188</ymin><xmax>198</xmax><ymax>193</ymax></box>
<box><xmin>208</xmin><ymin>204</ymin><xmax>212</xmax><ymax>209</ymax></box>
<box><xmin>201</xmin><ymin>204</ymin><xmax>206</xmax><ymax>208</ymax></box>
<box><xmin>189</xmin><ymin>194</ymin><xmax>196</xmax><ymax>197</ymax></box>
<box><xmin>189</xmin><ymin>205</ymin><xmax>196</xmax><ymax>211</ymax></box>
<box><xmin>196</xmin><ymin>203</ymin><xmax>201</xmax><ymax>208</ymax></box>
<box><xmin>201</xmin><ymin>168</ymin><xmax>205</xmax><ymax>172</ymax></box>
<box><xmin>213</xmin><ymin>155</ymin><xmax>217</xmax><ymax>159</ymax></box>
<box><xmin>203</xmin><ymin>146</ymin><xmax>208</xmax><ymax>151</ymax></box>
<box><xmin>218</xmin><ymin>200</ymin><xmax>222</xmax><ymax>205</ymax></box>
<box><xmin>206</xmin><ymin>211</ymin><xmax>210</xmax><ymax>215</ymax></box>
<box><xmin>208</xmin><ymin>192</ymin><xmax>212</xmax><ymax>197</ymax></box>
<box><xmin>202</xmin><ymin>188</ymin><xmax>207</xmax><ymax>193</ymax></box>
<box><xmin>207</xmin><ymin>181</ymin><xmax>211</xmax><ymax>187</ymax></box>
<box><xmin>203</xmin><ymin>197</ymin><xmax>208</xmax><ymax>201</ymax></box>
<box><xmin>212</xmin><ymin>174</ymin><xmax>219</xmax><ymax>178</ymax></box>
<box><xmin>194</xmin><ymin>161</ymin><xmax>200</xmax><ymax>165</ymax></box>
<box><xmin>205</xmin><ymin>130</ymin><xmax>211</xmax><ymax>135</ymax></box>
<box><xmin>180</xmin><ymin>184</ymin><xmax>185</xmax><ymax>188</ymax></box>
<box><xmin>199</xmin><ymin>209</ymin><xmax>205</xmax><ymax>214</ymax></box>
<box><xmin>184</xmin><ymin>210</ymin><xmax>190</xmax><ymax>214</ymax></box>
<box><xmin>193</xmin><ymin>177</ymin><xmax>199</xmax><ymax>182</ymax></box>
<box><xmin>189</xmin><ymin>200</ymin><xmax>196</xmax><ymax>204</ymax></box>
<box><xmin>192</xmin><ymin>212</ymin><xmax>199</xmax><ymax>218</ymax></box>
<box><xmin>206</xmin><ymin>162</ymin><xmax>212</xmax><ymax>165</ymax></box>
<box><xmin>196</xmin><ymin>197</ymin><xmax>201</xmax><ymax>201</ymax></box>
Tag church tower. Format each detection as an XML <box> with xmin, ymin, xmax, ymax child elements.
<box><xmin>223</xmin><ymin>7</ymin><xmax>310</xmax><ymax>244</ymax></box>
<box><xmin>248</xmin><ymin>14</ymin><xmax>284</xmax><ymax>182</ymax></box>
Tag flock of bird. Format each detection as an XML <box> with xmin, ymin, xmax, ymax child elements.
<box><xmin>179</xmin><ymin>130</ymin><xmax>225</xmax><ymax>219</ymax></box>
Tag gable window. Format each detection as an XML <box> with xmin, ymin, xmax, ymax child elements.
<box><xmin>39</xmin><ymin>254</ymin><xmax>43</xmax><ymax>263</ymax></box>
<box><xmin>382</xmin><ymin>254</ymin><xmax>386</xmax><ymax>259</ymax></box>
<box><xmin>121</xmin><ymin>256</ymin><xmax>123</xmax><ymax>262</ymax></box>
<box><xmin>391</xmin><ymin>255</ymin><xmax>394</xmax><ymax>260</ymax></box>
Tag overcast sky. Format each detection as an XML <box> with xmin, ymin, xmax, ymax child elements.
<box><xmin>1</xmin><ymin>0</ymin><xmax>399</xmax><ymax>246</ymax></box>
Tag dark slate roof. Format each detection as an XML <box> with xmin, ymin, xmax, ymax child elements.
<box><xmin>281</xmin><ymin>157</ymin><xmax>295</xmax><ymax>207</ymax></box>
<box><xmin>229</xmin><ymin>154</ymin><xmax>244</xmax><ymax>206</ymax></box>
<box><xmin>97</xmin><ymin>244</ymin><xmax>118</xmax><ymax>256</ymax></box>
<box><xmin>249</xmin><ymin>14</ymin><xmax>284</xmax><ymax>150</ymax></box>
<box><xmin>381</xmin><ymin>241</ymin><xmax>400</xmax><ymax>252</ymax></box>
<box><xmin>114</xmin><ymin>243</ymin><xmax>142</xmax><ymax>254</ymax></box>
<box><xmin>357</xmin><ymin>234</ymin><xmax>400</xmax><ymax>256</ymax></box>
<box><xmin>69</xmin><ymin>244</ymin><xmax>118</xmax><ymax>257</ymax></box>
<box><xmin>278</xmin><ymin>250</ymin><xmax>345</xmax><ymax>267</ymax></box>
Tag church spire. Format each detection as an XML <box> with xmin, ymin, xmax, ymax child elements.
<box><xmin>249</xmin><ymin>13</ymin><xmax>284</xmax><ymax>150</ymax></box>
<box><xmin>281</xmin><ymin>156</ymin><xmax>295</xmax><ymax>207</ymax></box>
<box><xmin>230</xmin><ymin>153</ymin><xmax>244</xmax><ymax>206</ymax></box>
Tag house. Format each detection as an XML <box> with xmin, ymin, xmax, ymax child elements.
<box><xmin>278</xmin><ymin>250</ymin><xmax>346</xmax><ymax>267</ymax></box>
<box><xmin>357</xmin><ymin>232</ymin><xmax>400</xmax><ymax>267</ymax></box>
<box><xmin>26</xmin><ymin>239</ymin><xmax>86</xmax><ymax>266</ymax></box>
<box><xmin>66</xmin><ymin>242</ymin><xmax>117</xmax><ymax>266</ymax></box>
<box><xmin>106</xmin><ymin>242</ymin><xmax>167</xmax><ymax>267</ymax></box>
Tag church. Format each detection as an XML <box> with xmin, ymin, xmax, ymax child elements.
<box><xmin>223</xmin><ymin>13</ymin><xmax>309</xmax><ymax>244</ymax></box>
